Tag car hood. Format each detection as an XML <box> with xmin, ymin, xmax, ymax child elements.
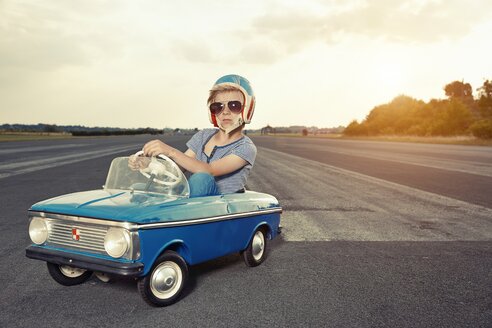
<box><xmin>29</xmin><ymin>189</ymin><xmax>281</xmax><ymax>224</ymax></box>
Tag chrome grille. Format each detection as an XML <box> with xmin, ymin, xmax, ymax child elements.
<box><xmin>46</xmin><ymin>219</ymin><xmax>108</xmax><ymax>254</ymax></box>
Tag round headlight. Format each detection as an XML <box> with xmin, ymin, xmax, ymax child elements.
<box><xmin>29</xmin><ymin>217</ymin><xmax>48</xmax><ymax>245</ymax></box>
<box><xmin>104</xmin><ymin>227</ymin><xmax>130</xmax><ymax>258</ymax></box>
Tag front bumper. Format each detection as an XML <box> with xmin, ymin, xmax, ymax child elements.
<box><xmin>26</xmin><ymin>246</ymin><xmax>144</xmax><ymax>277</ymax></box>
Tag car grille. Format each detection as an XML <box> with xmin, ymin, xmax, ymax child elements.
<box><xmin>46</xmin><ymin>218</ymin><xmax>108</xmax><ymax>254</ymax></box>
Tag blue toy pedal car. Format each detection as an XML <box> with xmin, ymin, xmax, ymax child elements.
<box><xmin>26</xmin><ymin>154</ymin><xmax>282</xmax><ymax>306</ymax></box>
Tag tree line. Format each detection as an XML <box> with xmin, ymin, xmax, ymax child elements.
<box><xmin>344</xmin><ymin>79</ymin><xmax>492</xmax><ymax>139</ymax></box>
<box><xmin>0</xmin><ymin>124</ymin><xmax>199</xmax><ymax>136</ymax></box>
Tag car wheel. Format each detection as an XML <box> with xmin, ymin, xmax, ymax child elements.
<box><xmin>46</xmin><ymin>262</ymin><xmax>93</xmax><ymax>286</ymax></box>
<box><xmin>94</xmin><ymin>272</ymin><xmax>113</xmax><ymax>283</ymax></box>
<box><xmin>242</xmin><ymin>228</ymin><xmax>267</xmax><ymax>267</ymax></box>
<box><xmin>138</xmin><ymin>250</ymin><xmax>188</xmax><ymax>307</ymax></box>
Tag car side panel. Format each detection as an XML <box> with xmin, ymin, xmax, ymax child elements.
<box><xmin>138</xmin><ymin>212</ymin><xmax>280</xmax><ymax>275</ymax></box>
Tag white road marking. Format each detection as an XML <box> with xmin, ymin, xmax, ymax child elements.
<box><xmin>291</xmin><ymin>143</ymin><xmax>492</xmax><ymax>177</ymax></box>
<box><xmin>0</xmin><ymin>144</ymin><xmax>140</xmax><ymax>179</ymax></box>
<box><xmin>0</xmin><ymin>143</ymin><xmax>87</xmax><ymax>155</ymax></box>
<box><xmin>248</xmin><ymin>147</ymin><xmax>492</xmax><ymax>242</ymax></box>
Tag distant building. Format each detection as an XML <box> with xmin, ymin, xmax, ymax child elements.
<box><xmin>261</xmin><ymin>125</ymin><xmax>275</xmax><ymax>135</ymax></box>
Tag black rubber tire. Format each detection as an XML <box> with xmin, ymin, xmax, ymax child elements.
<box><xmin>137</xmin><ymin>250</ymin><xmax>188</xmax><ymax>307</ymax></box>
<box><xmin>242</xmin><ymin>228</ymin><xmax>268</xmax><ymax>267</ymax></box>
<box><xmin>46</xmin><ymin>262</ymin><xmax>93</xmax><ymax>286</ymax></box>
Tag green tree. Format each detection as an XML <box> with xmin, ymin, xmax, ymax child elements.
<box><xmin>470</xmin><ymin>119</ymin><xmax>492</xmax><ymax>139</ymax></box>
<box><xmin>477</xmin><ymin>79</ymin><xmax>492</xmax><ymax>98</ymax></box>
<box><xmin>444</xmin><ymin>99</ymin><xmax>473</xmax><ymax>135</ymax></box>
<box><xmin>477</xmin><ymin>79</ymin><xmax>492</xmax><ymax>118</ymax></box>
<box><xmin>444</xmin><ymin>80</ymin><xmax>476</xmax><ymax>115</ymax></box>
<box><xmin>343</xmin><ymin>120</ymin><xmax>367</xmax><ymax>136</ymax></box>
<box><xmin>426</xmin><ymin>100</ymin><xmax>472</xmax><ymax>136</ymax></box>
<box><xmin>363</xmin><ymin>95</ymin><xmax>424</xmax><ymax>135</ymax></box>
<box><xmin>444</xmin><ymin>80</ymin><xmax>473</xmax><ymax>100</ymax></box>
<box><xmin>343</xmin><ymin>78</ymin><xmax>492</xmax><ymax>138</ymax></box>
<box><xmin>43</xmin><ymin>124</ymin><xmax>60</xmax><ymax>133</ymax></box>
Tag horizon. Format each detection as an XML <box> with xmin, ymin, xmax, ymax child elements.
<box><xmin>0</xmin><ymin>122</ymin><xmax>345</xmax><ymax>131</ymax></box>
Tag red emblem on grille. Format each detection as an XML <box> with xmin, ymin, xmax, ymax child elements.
<box><xmin>72</xmin><ymin>228</ymin><xmax>80</xmax><ymax>241</ymax></box>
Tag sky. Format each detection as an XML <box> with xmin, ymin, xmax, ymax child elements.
<box><xmin>1</xmin><ymin>0</ymin><xmax>491</xmax><ymax>130</ymax></box>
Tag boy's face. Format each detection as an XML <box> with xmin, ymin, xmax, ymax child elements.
<box><xmin>213</xmin><ymin>90</ymin><xmax>245</xmax><ymax>130</ymax></box>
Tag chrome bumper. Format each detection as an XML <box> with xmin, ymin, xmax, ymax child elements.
<box><xmin>26</xmin><ymin>246</ymin><xmax>144</xmax><ymax>277</ymax></box>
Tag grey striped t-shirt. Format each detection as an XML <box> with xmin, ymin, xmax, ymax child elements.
<box><xmin>186</xmin><ymin>128</ymin><xmax>257</xmax><ymax>194</ymax></box>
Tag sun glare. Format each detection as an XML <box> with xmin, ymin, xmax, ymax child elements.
<box><xmin>376</xmin><ymin>62</ymin><xmax>406</xmax><ymax>91</ymax></box>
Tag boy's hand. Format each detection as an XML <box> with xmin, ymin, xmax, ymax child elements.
<box><xmin>143</xmin><ymin>140</ymin><xmax>176</xmax><ymax>158</ymax></box>
<box><xmin>128</xmin><ymin>155</ymin><xmax>150</xmax><ymax>171</ymax></box>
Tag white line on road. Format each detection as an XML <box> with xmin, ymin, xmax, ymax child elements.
<box><xmin>249</xmin><ymin>147</ymin><xmax>492</xmax><ymax>242</ymax></box>
<box><xmin>291</xmin><ymin>143</ymin><xmax>492</xmax><ymax>177</ymax></box>
<box><xmin>0</xmin><ymin>144</ymin><xmax>140</xmax><ymax>179</ymax></box>
<box><xmin>0</xmin><ymin>143</ymin><xmax>87</xmax><ymax>155</ymax></box>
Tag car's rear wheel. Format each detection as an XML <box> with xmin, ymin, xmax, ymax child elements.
<box><xmin>242</xmin><ymin>228</ymin><xmax>267</xmax><ymax>267</ymax></box>
<box><xmin>94</xmin><ymin>272</ymin><xmax>113</xmax><ymax>283</ymax></box>
<box><xmin>138</xmin><ymin>251</ymin><xmax>188</xmax><ymax>307</ymax></box>
<box><xmin>47</xmin><ymin>262</ymin><xmax>93</xmax><ymax>286</ymax></box>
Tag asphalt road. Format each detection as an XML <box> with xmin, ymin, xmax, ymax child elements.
<box><xmin>251</xmin><ymin>136</ymin><xmax>492</xmax><ymax>208</ymax></box>
<box><xmin>1</xmin><ymin>135</ymin><xmax>491</xmax><ymax>328</ymax></box>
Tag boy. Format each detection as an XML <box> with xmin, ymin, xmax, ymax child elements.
<box><xmin>131</xmin><ymin>74</ymin><xmax>257</xmax><ymax>197</ymax></box>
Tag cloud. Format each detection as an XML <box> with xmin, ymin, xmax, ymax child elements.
<box><xmin>338</xmin><ymin>0</ymin><xmax>491</xmax><ymax>42</ymax></box>
<box><xmin>236</xmin><ymin>39</ymin><xmax>287</xmax><ymax>65</ymax></box>
<box><xmin>171</xmin><ymin>40</ymin><xmax>217</xmax><ymax>64</ymax></box>
<box><xmin>1</xmin><ymin>0</ymin><xmax>490</xmax><ymax>71</ymax></box>
<box><xmin>169</xmin><ymin>0</ymin><xmax>492</xmax><ymax>65</ymax></box>
<box><xmin>0</xmin><ymin>0</ymin><xmax>127</xmax><ymax>72</ymax></box>
<box><xmin>229</xmin><ymin>0</ymin><xmax>491</xmax><ymax>64</ymax></box>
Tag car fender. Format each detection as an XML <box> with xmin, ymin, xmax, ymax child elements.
<box><xmin>148</xmin><ymin>239</ymin><xmax>191</xmax><ymax>270</ymax></box>
<box><xmin>244</xmin><ymin>221</ymin><xmax>272</xmax><ymax>249</ymax></box>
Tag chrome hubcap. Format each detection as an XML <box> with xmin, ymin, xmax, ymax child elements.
<box><xmin>150</xmin><ymin>261</ymin><xmax>182</xmax><ymax>299</ymax></box>
<box><xmin>59</xmin><ymin>265</ymin><xmax>86</xmax><ymax>278</ymax></box>
<box><xmin>94</xmin><ymin>272</ymin><xmax>111</xmax><ymax>283</ymax></box>
<box><xmin>252</xmin><ymin>231</ymin><xmax>265</xmax><ymax>261</ymax></box>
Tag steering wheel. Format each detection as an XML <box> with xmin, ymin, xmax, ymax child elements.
<box><xmin>133</xmin><ymin>150</ymin><xmax>182</xmax><ymax>187</ymax></box>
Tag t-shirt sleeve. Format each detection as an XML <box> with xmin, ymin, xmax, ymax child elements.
<box><xmin>232</xmin><ymin>139</ymin><xmax>257</xmax><ymax>166</ymax></box>
<box><xmin>186</xmin><ymin>130</ymin><xmax>204</xmax><ymax>154</ymax></box>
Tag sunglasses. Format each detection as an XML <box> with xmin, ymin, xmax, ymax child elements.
<box><xmin>209</xmin><ymin>101</ymin><xmax>243</xmax><ymax>115</ymax></box>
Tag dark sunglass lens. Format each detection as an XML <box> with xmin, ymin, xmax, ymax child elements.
<box><xmin>228</xmin><ymin>101</ymin><xmax>242</xmax><ymax>113</ymax></box>
<box><xmin>209</xmin><ymin>102</ymin><xmax>224</xmax><ymax>114</ymax></box>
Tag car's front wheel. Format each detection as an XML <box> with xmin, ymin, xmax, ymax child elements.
<box><xmin>46</xmin><ymin>262</ymin><xmax>93</xmax><ymax>286</ymax></box>
<box><xmin>138</xmin><ymin>251</ymin><xmax>188</xmax><ymax>307</ymax></box>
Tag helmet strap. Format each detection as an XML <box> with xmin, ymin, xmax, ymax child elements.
<box><xmin>218</xmin><ymin>116</ymin><xmax>244</xmax><ymax>134</ymax></box>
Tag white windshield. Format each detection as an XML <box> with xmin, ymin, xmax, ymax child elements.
<box><xmin>104</xmin><ymin>156</ymin><xmax>190</xmax><ymax>198</ymax></box>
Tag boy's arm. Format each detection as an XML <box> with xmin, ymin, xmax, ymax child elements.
<box><xmin>171</xmin><ymin>150</ymin><xmax>247</xmax><ymax>176</ymax></box>
<box><xmin>143</xmin><ymin>140</ymin><xmax>246</xmax><ymax>176</ymax></box>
